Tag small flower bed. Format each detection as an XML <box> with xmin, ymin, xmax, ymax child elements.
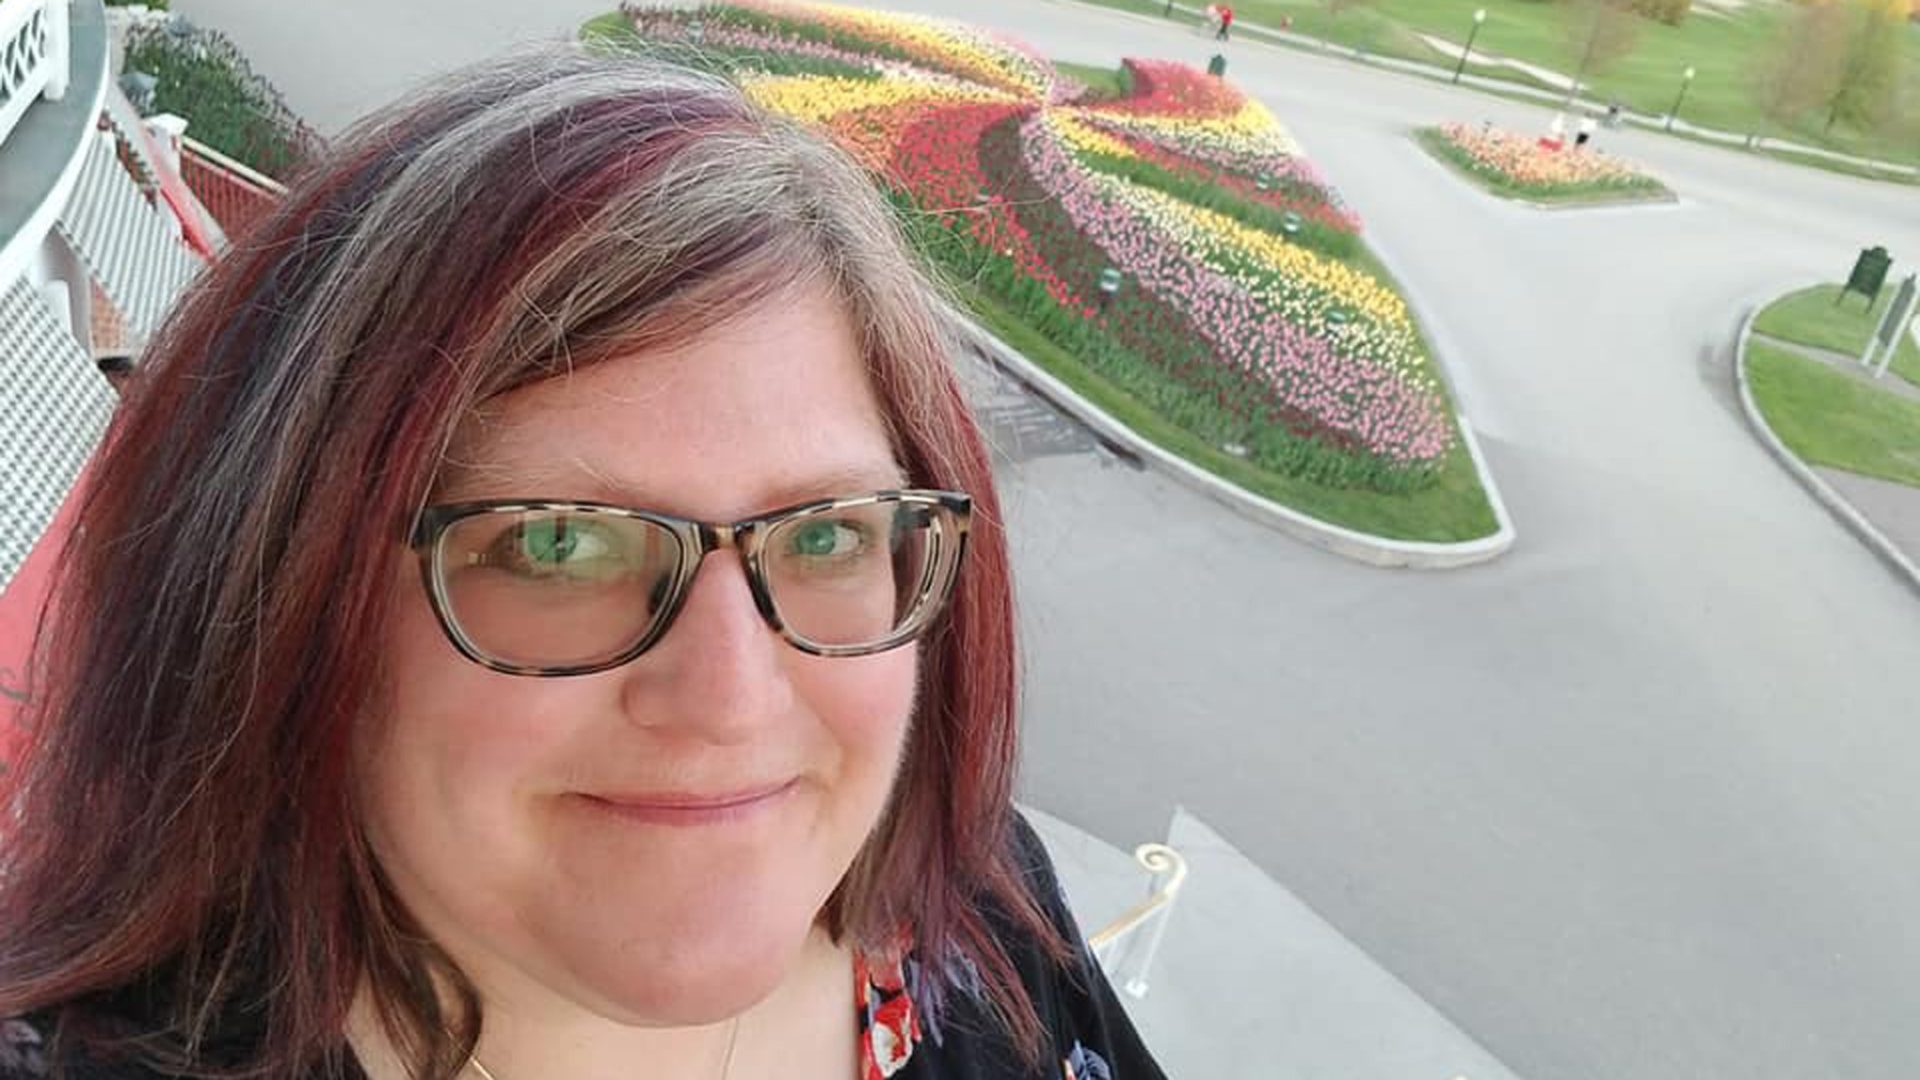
<box><xmin>1419</xmin><ymin>122</ymin><xmax>1667</xmax><ymax>202</ymax></box>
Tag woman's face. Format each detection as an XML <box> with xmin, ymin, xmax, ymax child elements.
<box><xmin>357</xmin><ymin>286</ymin><xmax>919</xmax><ymax>1027</ymax></box>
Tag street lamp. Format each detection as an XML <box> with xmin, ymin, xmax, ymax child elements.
<box><xmin>1452</xmin><ymin>9</ymin><xmax>1487</xmax><ymax>86</ymax></box>
<box><xmin>1097</xmin><ymin>266</ymin><xmax>1124</xmax><ymax>312</ymax></box>
<box><xmin>1665</xmin><ymin>65</ymin><xmax>1696</xmax><ymax>132</ymax></box>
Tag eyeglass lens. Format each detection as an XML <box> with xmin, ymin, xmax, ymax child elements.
<box><xmin>433</xmin><ymin>500</ymin><xmax>943</xmax><ymax>669</ymax></box>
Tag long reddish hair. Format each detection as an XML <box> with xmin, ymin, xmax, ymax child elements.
<box><xmin>0</xmin><ymin>47</ymin><xmax>1057</xmax><ymax>1078</ymax></box>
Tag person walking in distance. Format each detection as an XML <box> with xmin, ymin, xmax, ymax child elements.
<box><xmin>1216</xmin><ymin>5</ymin><xmax>1233</xmax><ymax>39</ymax></box>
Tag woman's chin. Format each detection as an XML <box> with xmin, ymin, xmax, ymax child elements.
<box><xmin>545</xmin><ymin>906</ymin><xmax>818</xmax><ymax>1027</ymax></box>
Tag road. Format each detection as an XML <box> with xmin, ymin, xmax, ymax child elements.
<box><xmin>171</xmin><ymin>1</ymin><xmax>1920</xmax><ymax>1077</ymax></box>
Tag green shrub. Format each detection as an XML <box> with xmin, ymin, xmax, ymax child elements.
<box><xmin>123</xmin><ymin>20</ymin><xmax>317</xmax><ymax>179</ymax></box>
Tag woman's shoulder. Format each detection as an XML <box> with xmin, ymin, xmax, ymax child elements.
<box><xmin>0</xmin><ymin>1017</ymin><xmax>48</xmax><ymax>1078</ymax></box>
<box><xmin>966</xmin><ymin>809</ymin><xmax>1168</xmax><ymax>1079</ymax></box>
<box><xmin>0</xmin><ymin>1010</ymin><xmax>194</xmax><ymax>1080</ymax></box>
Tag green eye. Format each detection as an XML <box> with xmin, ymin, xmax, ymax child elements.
<box><xmin>787</xmin><ymin>519</ymin><xmax>866</xmax><ymax>558</ymax></box>
<box><xmin>519</xmin><ymin>517</ymin><xmax>581</xmax><ymax>564</ymax></box>
<box><xmin>484</xmin><ymin>514</ymin><xmax>622</xmax><ymax>578</ymax></box>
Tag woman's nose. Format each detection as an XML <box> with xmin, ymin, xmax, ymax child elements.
<box><xmin>618</xmin><ymin>552</ymin><xmax>793</xmax><ymax>742</ymax></box>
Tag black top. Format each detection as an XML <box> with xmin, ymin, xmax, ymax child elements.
<box><xmin>1</xmin><ymin>814</ymin><xmax>1166</xmax><ymax>1079</ymax></box>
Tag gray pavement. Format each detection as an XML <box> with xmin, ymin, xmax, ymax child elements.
<box><xmin>1817</xmin><ymin>468</ymin><xmax>1920</xmax><ymax>565</ymax></box>
<box><xmin>166</xmin><ymin>2</ymin><xmax>1920</xmax><ymax>1077</ymax></box>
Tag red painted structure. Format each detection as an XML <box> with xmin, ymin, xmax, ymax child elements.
<box><xmin>0</xmin><ymin>480</ymin><xmax>86</xmax><ymax>767</ymax></box>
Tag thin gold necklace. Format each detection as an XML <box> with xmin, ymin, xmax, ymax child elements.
<box><xmin>466</xmin><ymin>1016</ymin><xmax>740</xmax><ymax>1080</ymax></box>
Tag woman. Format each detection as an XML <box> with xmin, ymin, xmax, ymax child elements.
<box><xmin>0</xmin><ymin>46</ymin><xmax>1164</xmax><ymax>1080</ymax></box>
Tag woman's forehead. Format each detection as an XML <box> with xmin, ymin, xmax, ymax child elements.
<box><xmin>435</xmin><ymin>288</ymin><xmax>904</xmax><ymax>513</ymax></box>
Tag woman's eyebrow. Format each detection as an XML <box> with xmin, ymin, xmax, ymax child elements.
<box><xmin>433</xmin><ymin>459</ymin><xmax>911</xmax><ymax>508</ymax></box>
<box><xmin>748</xmin><ymin>462</ymin><xmax>914</xmax><ymax>508</ymax></box>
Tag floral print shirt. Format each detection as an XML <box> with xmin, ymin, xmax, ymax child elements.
<box><xmin>850</xmin><ymin>814</ymin><xmax>1164</xmax><ymax>1080</ymax></box>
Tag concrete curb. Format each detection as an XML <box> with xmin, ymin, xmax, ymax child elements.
<box><xmin>1732</xmin><ymin>302</ymin><xmax>1920</xmax><ymax>599</ymax></box>
<box><xmin>948</xmin><ymin>308</ymin><xmax>1516</xmax><ymax>569</ymax></box>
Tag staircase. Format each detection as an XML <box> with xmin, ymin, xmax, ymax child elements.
<box><xmin>1024</xmin><ymin>804</ymin><xmax>1526</xmax><ymax>1080</ymax></box>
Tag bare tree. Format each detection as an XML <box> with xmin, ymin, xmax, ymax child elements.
<box><xmin>1826</xmin><ymin>0</ymin><xmax>1906</xmax><ymax>131</ymax></box>
<box><xmin>1562</xmin><ymin>0</ymin><xmax>1643</xmax><ymax>105</ymax></box>
<box><xmin>1756</xmin><ymin>0</ymin><xmax>1908</xmax><ymax>134</ymax></box>
<box><xmin>1757</xmin><ymin>1</ymin><xmax>1854</xmax><ymax>125</ymax></box>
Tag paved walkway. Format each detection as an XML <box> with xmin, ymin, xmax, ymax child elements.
<box><xmin>1413</xmin><ymin>33</ymin><xmax>1576</xmax><ymax>93</ymax></box>
<box><xmin>1753</xmin><ymin>332</ymin><xmax>1920</xmax><ymax>405</ymax></box>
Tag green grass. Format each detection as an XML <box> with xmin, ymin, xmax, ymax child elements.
<box><xmin>1754</xmin><ymin>284</ymin><xmax>1920</xmax><ymax>389</ymax></box>
<box><xmin>1414</xmin><ymin>126</ymin><xmax>1671</xmax><ymax>205</ymax></box>
<box><xmin>961</xmin><ymin>287</ymin><xmax>1500</xmax><ymax>543</ymax></box>
<box><xmin>1053</xmin><ymin>60</ymin><xmax>1134</xmax><ymax>99</ymax></box>
<box><xmin>1089</xmin><ymin>0</ymin><xmax>1920</xmax><ymax>172</ymax></box>
<box><xmin>579</xmin><ymin>10</ymin><xmax>639</xmax><ymax>47</ymax></box>
<box><xmin>1747</xmin><ymin>342</ymin><xmax>1920</xmax><ymax>488</ymax></box>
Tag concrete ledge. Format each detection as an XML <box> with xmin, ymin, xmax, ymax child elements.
<box><xmin>947</xmin><ymin>308</ymin><xmax>1516</xmax><ymax>569</ymax></box>
<box><xmin>1732</xmin><ymin>303</ymin><xmax>1920</xmax><ymax>599</ymax></box>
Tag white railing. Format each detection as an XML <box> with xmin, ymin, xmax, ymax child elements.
<box><xmin>0</xmin><ymin>0</ymin><xmax>70</xmax><ymax>148</ymax></box>
<box><xmin>1088</xmin><ymin>843</ymin><xmax>1189</xmax><ymax>999</ymax></box>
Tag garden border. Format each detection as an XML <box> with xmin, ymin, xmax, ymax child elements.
<box><xmin>947</xmin><ymin>305</ymin><xmax>1516</xmax><ymax>569</ymax></box>
<box><xmin>1410</xmin><ymin>127</ymin><xmax>1679</xmax><ymax>212</ymax></box>
<box><xmin>1732</xmin><ymin>298</ymin><xmax>1920</xmax><ymax>599</ymax></box>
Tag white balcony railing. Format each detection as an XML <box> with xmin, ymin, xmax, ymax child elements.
<box><xmin>0</xmin><ymin>0</ymin><xmax>70</xmax><ymax>148</ymax></box>
<box><xmin>1088</xmin><ymin>843</ymin><xmax>1189</xmax><ymax>998</ymax></box>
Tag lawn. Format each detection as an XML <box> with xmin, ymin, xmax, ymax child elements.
<box><xmin>1747</xmin><ymin>342</ymin><xmax>1920</xmax><ymax>488</ymax></box>
<box><xmin>1753</xmin><ymin>283</ymin><xmax>1920</xmax><ymax>389</ymax></box>
<box><xmin>1111</xmin><ymin>0</ymin><xmax>1920</xmax><ymax>170</ymax></box>
<box><xmin>1054</xmin><ymin>59</ymin><xmax>1133</xmax><ymax>98</ymax></box>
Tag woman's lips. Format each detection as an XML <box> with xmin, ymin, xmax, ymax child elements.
<box><xmin>578</xmin><ymin>779</ymin><xmax>796</xmax><ymax>826</ymax></box>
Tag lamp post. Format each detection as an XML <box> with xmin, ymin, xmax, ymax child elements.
<box><xmin>1665</xmin><ymin>66</ymin><xmax>1696</xmax><ymax>132</ymax></box>
<box><xmin>1451</xmin><ymin>9</ymin><xmax>1486</xmax><ymax>86</ymax></box>
<box><xmin>1097</xmin><ymin>267</ymin><xmax>1123</xmax><ymax>312</ymax></box>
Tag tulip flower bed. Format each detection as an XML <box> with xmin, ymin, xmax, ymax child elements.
<box><xmin>608</xmin><ymin>3</ymin><xmax>1498</xmax><ymax>538</ymax></box>
<box><xmin>1417</xmin><ymin>123</ymin><xmax>1668</xmax><ymax>204</ymax></box>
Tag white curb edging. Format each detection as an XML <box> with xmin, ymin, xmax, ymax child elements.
<box><xmin>1733</xmin><ymin>304</ymin><xmax>1920</xmax><ymax>598</ymax></box>
<box><xmin>948</xmin><ymin>308</ymin><xmax>1516</xmax><ymax>569</ymax></box>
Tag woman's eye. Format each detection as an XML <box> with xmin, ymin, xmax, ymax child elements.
<box><xmin>487</xmin><ymin>515</ymin><xmax>618</xmax><ymax>574</ymax></box>
<box><xmin>786</xmin><ymin>518</ymin><xmax>870</xmax><ymax>560</ymax></box>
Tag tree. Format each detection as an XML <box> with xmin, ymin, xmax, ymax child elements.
<box><xmin>1757</xmin><ymin>1</ymin><xmax>1855</xmax><ymax>124</ymax></box>
<box><xmin>1628</xmin><ymin>0</ymin><xmax>1690</xmax><ymax>26</ymax></box>
<box><xmin>1756</xmin><ymin>0</ymin><xmax>1908</xmax><ymax>134</ymax></box>
<box><xmin>1826</xmin><ymin>0</ymin><xmax>1906</xmax><ymax>131</ymax></box>
<box><xmin>1562</xmin><ymin>0</ymin><xmax>1643</xmax><ymax>104</ymax></box>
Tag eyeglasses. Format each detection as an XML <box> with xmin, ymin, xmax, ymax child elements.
<box><xmin>408</xmin><ymin>489</ymin><xmax>971</xmax><ymax>677</ymax></box>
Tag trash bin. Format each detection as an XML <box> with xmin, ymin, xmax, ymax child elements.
<box><xmin>1207</xmin><ymin>54</ymin><xmax>1227</xmax><ymax>78</ymax></box>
